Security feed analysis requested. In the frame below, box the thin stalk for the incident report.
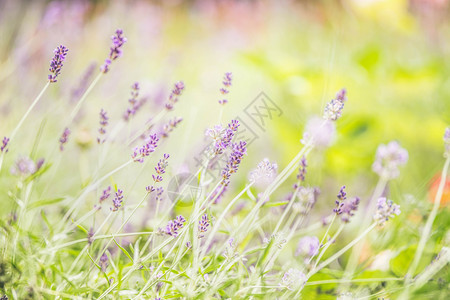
[69,72,102,122]
[0,81,50,172]
[406,156,450,281]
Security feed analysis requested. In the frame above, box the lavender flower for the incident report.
[280,268,307,290]
[87,227,94,245]
[292,186,319,214]
[165,215,186,237]
[221,140,247,186]
[296,156,307,184]
[101,29,127,73]
[295,236,320,257]
[323,88,347,121]
[248,158,278,187]
[165,81,185,110]
[444,127,450,158]
[161,117,183,138]
[111,189,124,212]
[206,120,240,155]
[155,154,169,176]
[340,197,360,223]
[59,127,70,151]
[198,214,210,238]
[301,116,336,148]
[99,253,108,272]
[335,88,347,102]
[97,109,108,144]
[1,137,9,153]
[99,186,111,203]
[124,82,145,121]
[48,45,68,83]
[333,186,346,215]
[10,156,37,176]
[219,72,232,105]
[132,134,159,163]
[373,197,401,225]
[155,187,164,201]
[372,141,408,180]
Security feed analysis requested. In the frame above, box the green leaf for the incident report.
[27,197,65,210]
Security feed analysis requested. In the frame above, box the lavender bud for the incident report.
[48,45,68,83]
[280,268,307,290]
[333,185,346,215]
[97,109,109,144]
[219,72,233,105]
[59,127,71,151]
[111,189,124,212]
[132,134,159,162]
[248,158,278,187]
[323,88,347,121]
[198,214,210,239]
[373,197,401,225]
[1,137,9,153]
[100,29,127,73]
[165,81,185,110]
[99,253,108,272]
[340,197,360,223]
[164,215,186,237]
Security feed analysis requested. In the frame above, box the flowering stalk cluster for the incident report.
[164,215,186,237]
[48,45,68,83]
[198,214,210,239]
[59,128,71,151]
[1,137,9,153]
[294,156,307,189]
[373,197,401,225]
[132,134,159,163]
[99,253,108,272]
[99,186,111,203]
[218,72,232,105]
[101,29,127,74]
[323,88,347,121]
[97,109,109,144]
[248,158,278,187]
[340,197,360,223]
[161,117,183,138]
[124,82,145,121]
[165,81,185,110]
[221,141,247,186]
[333,185,347,215]
[206,120,240,155]
[146,153,170,202]
[295,236,320,257]
[280,268,307,290]
[111,189,124,212]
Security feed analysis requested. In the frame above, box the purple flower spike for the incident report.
[296,156,307,183]
[373,197,401,225]
[340,197,360,223]
[165,81,185,110]
[206,120,240,156]
[221,140,247,187]
[99,186,111,203]
[333,185,346,215]
[132,133,159,162]
[323,88,347,121]
[48,45,68,83]
[1,137,9,153]
[219,72,233,105]
[124,82,146,121]
[198,214,210,239]
[164,215,186,237]
[97,109,109,144]
[161,117,183,138]
[101,29,127,73]
[99,253,108,272]
[59,127,71,151]
[111,189,124,212]
[155,154,170,176]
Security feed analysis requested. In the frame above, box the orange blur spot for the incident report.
[428,174,450,207]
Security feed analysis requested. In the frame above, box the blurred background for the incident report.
[1,0,449,202]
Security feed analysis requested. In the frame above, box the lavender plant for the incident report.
[0,13,449,300]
